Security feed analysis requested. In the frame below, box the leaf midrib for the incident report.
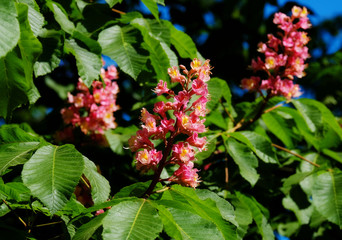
[126,199,146,240]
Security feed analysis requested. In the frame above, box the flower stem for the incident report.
[142,132,177,198]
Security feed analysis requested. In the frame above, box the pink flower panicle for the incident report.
[128,58,212,188]
[61,63,120,136]
[241,6,311,100]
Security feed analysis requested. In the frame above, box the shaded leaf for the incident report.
[235,192,274,240]
[83,156,111,205]
[72,212,108,240]
[34,29,63,77]
[262,111,295,148]
[225,137,259,186]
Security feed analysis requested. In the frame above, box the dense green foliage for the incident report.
[0,0,342,239]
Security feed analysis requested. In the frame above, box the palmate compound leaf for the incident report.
[312,170,342,227]
[22,144,84,214]
[102,198,163,240]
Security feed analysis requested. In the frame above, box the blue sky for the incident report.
[265,0,342,23]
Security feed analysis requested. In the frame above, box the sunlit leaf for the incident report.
[102,199,163,240]
[230,131,278,164]
[0,3,42,118]
[22,144,84,214]
[98,25,148,80]
[64,38,102,87]
[0,0,20,58]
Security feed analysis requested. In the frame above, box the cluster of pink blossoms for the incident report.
[61,64,119,135]
[128,58,212,188]
[241,6,311,99]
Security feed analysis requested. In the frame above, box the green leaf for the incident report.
[64,38,102,87]
[157,204,224,240]
[98,25,148,80]
[235,192,274,240]
[281,171,315,194]
[225,137,259,186]
[195,189,237,226]
[165,185,238,240]
[262,111,295,148]
[322,149,342,164]
[105,0,123,8]
[22,144,84,214]
[207,78,223,110]
[230,131,278,164]
[34,29,63,77]
[0,182,22,201]
[293,98,342,140]
[47,1,75,34]
[0,0,20,58]
[131,18,170,45]
[83,156,110,205]
[141,0,161,20]
[18,0,44,36]
[72,212,108,240]
[312,170,342,227]
[0,3,42,118]
[282,195,313,225]
[195,134,217,162]
[102,199,163,240]
[131,18,173,80]
[275,106,319,149]
[0,142,40,176]
[142,35,170,81]
[0,123,43,143]
[165,21,197,59]
[105,126,138,156]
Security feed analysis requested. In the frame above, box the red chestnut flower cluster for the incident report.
[128,58,212,188]
[61,64,119,135]
[241,6,311,100]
